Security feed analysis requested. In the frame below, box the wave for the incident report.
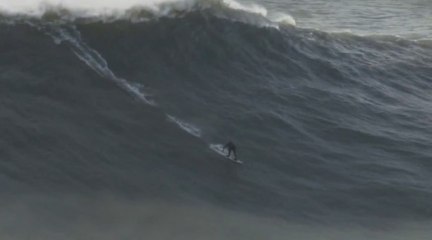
[0,4,432,226]
[0,0,296,28]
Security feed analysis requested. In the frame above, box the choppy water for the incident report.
[1,0,432,239]
[255,0,432,39]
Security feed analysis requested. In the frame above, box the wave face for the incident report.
[1,1,432,238]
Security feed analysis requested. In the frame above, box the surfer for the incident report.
[223,141,237,160]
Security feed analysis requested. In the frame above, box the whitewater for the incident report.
[1,0,432,239]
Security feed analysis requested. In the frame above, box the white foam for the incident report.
[0,0,246,18]
[222,0,267,17]
[167,115,201,137]
[0,0,296,28]
[0,0,168,15]
[0,0,190,23]
[268,12,296,26]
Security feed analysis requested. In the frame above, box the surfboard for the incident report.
[209,144,243,164]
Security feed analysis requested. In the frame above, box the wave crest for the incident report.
[0,0,296,27]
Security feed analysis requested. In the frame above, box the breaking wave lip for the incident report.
[0,0,296,27]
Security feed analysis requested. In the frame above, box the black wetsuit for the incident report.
[223,142,237,160]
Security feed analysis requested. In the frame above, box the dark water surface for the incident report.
[1,0,432,239]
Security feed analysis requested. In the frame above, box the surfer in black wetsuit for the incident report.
[223,141,237,160]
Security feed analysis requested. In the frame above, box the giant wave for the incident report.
[1,0,432,239]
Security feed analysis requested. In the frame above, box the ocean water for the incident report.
[1,0,432,239]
